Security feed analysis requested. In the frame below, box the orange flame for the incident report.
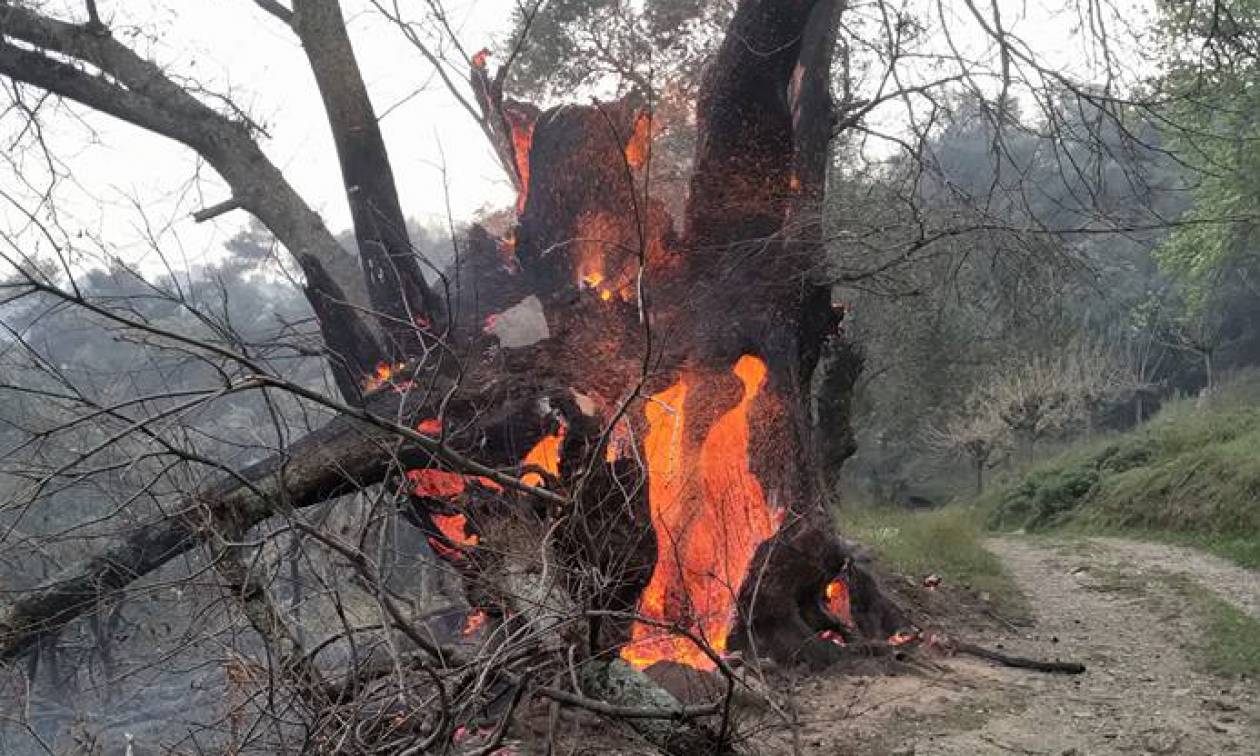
[624,111,652,170]
[507,107,535,213]
[623,355,778,670]
[521,430,563,486]
[824,577,855,628]
[417,418,443,435]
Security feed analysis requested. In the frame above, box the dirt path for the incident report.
[1085,537,1260,621]
[789,537,1260,755]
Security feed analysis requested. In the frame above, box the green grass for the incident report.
[1164,574,1260,678]
[845,506,1027,620]
[981,374,1260,568]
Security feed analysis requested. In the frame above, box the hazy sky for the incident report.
[0,0,1157,277]
[1,0,519,275]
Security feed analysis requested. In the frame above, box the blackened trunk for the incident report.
[293,0,443,355]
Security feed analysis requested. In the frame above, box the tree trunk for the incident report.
[291,0,443,356]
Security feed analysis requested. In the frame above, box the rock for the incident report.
[641,660,725,705]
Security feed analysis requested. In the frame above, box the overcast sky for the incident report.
[0,0,1157,278]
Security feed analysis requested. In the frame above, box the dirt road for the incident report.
[789,537,1260,755]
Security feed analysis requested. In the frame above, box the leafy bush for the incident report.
[989,462,1099,529]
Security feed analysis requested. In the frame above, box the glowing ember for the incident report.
[623,355,778,670]
[571,212,630,302]
[581,271,615,301]
[432,512,478,548]
[624,111,652,170]
[407,468,502,499]
[417,418,443,435]
[824,576,855,628]
[497,232,520,271]
[408,469,467,499]
[363,361,407,392]
[819,629,846,646]
[888,630,920,646]
[462,610,488,636]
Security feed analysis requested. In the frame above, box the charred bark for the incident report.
[727,519,909,667]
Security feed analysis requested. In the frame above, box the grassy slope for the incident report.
[983,375,1260,568]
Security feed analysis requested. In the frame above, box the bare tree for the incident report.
[926,411,1008,496]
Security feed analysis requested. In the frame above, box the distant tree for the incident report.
[926,411,1008,495]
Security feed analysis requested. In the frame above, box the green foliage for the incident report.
[989,461,1100,530]
[1153,1,1260,313]
[983,374,1260,566]
[503,0,726,100]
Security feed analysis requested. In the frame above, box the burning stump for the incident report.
[397,0,922,688]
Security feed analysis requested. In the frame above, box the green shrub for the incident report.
[989,463,1099,529]
[981,373,1260,566]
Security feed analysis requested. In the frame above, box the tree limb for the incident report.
[0,2,386,396]
[0,378,558,661]
[254,0,295,26]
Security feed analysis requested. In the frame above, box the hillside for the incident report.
[984,375,1260,567]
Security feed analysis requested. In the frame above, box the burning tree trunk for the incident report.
[0,0,914,746]
[429,0,911,670]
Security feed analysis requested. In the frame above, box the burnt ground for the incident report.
[546,536,1260,755]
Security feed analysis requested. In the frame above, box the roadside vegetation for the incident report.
[845,505,1029,622]
[1163,574,1260,679]
[982,373,1260,568]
